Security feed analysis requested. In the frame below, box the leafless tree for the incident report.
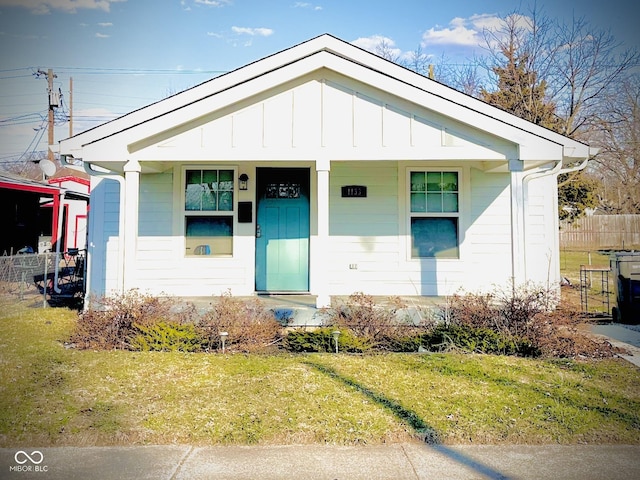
[590,76,640,213]
[547,17,640,139]
[434,53,486,97]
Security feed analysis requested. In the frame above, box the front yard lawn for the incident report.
[1,296,639,447]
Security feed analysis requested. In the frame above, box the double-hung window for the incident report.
[409,170,460,258]
[184,168,234,256]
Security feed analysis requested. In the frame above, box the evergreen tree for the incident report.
[480,42,561,132]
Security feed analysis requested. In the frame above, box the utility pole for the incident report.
[37,68,59,161]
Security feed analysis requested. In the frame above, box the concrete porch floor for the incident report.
[179,294,445,327]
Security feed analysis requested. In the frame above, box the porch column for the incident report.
[314,159,331,308]
[122,159,141,291]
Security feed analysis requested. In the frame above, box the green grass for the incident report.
[1,296,639,447]
[559,250,612,313]
[560,250,610,283]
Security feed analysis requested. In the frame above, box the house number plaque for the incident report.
[341,185,367,198]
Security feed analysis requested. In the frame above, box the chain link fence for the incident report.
[0,251,86,308]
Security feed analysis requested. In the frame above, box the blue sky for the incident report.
[0,0,638,162]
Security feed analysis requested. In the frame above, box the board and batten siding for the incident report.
[142,71,515,163]
[136,172,175,292]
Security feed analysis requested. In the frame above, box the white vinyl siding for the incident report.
[524,174,560,285]
[87,177,121,298]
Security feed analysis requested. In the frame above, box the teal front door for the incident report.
[255,168,310,292]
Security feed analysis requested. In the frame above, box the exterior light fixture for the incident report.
[238,173,249,190]
[220,331,229,353]
[332,330,341,354]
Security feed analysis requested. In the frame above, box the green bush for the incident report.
[380,333,430,352]
[424,324,538,356]
[129,322,203,352]
[285,328,373,353]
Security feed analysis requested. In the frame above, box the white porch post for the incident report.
[314,158,330,308]
[122,159,141,291]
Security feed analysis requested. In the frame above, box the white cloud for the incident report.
[422,20,482,47]
[231,26,274,37]
[421,13,533,49]
[0,0,127,15]
[352,35,403,58]
[194,0,232,6]
[97,22,113,27]
[206,31,222,38]
[293,2,322,10]
[95,32,109,38]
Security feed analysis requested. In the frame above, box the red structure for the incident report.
[0,172,88,255]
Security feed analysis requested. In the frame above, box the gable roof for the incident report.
[59,34,593,167]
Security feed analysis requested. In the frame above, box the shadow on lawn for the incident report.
[303,359,514,480]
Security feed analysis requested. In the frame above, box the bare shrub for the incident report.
[525,307,619,358]
[446,284,617,358]
[443,292,495,328]
[325,293,429,350]
[72,290,180,349]
[198,292,282,353]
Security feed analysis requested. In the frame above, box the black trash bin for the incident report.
[610,252,640,324]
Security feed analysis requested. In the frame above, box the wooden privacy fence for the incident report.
[560,215,640,250]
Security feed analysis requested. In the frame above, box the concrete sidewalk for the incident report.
[589,323,640,367]
[2,443,639,479]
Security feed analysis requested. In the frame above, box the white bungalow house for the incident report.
[57,34,593,308]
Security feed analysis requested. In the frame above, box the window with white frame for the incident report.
[184,168,234,256]
[409,170,459,258]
